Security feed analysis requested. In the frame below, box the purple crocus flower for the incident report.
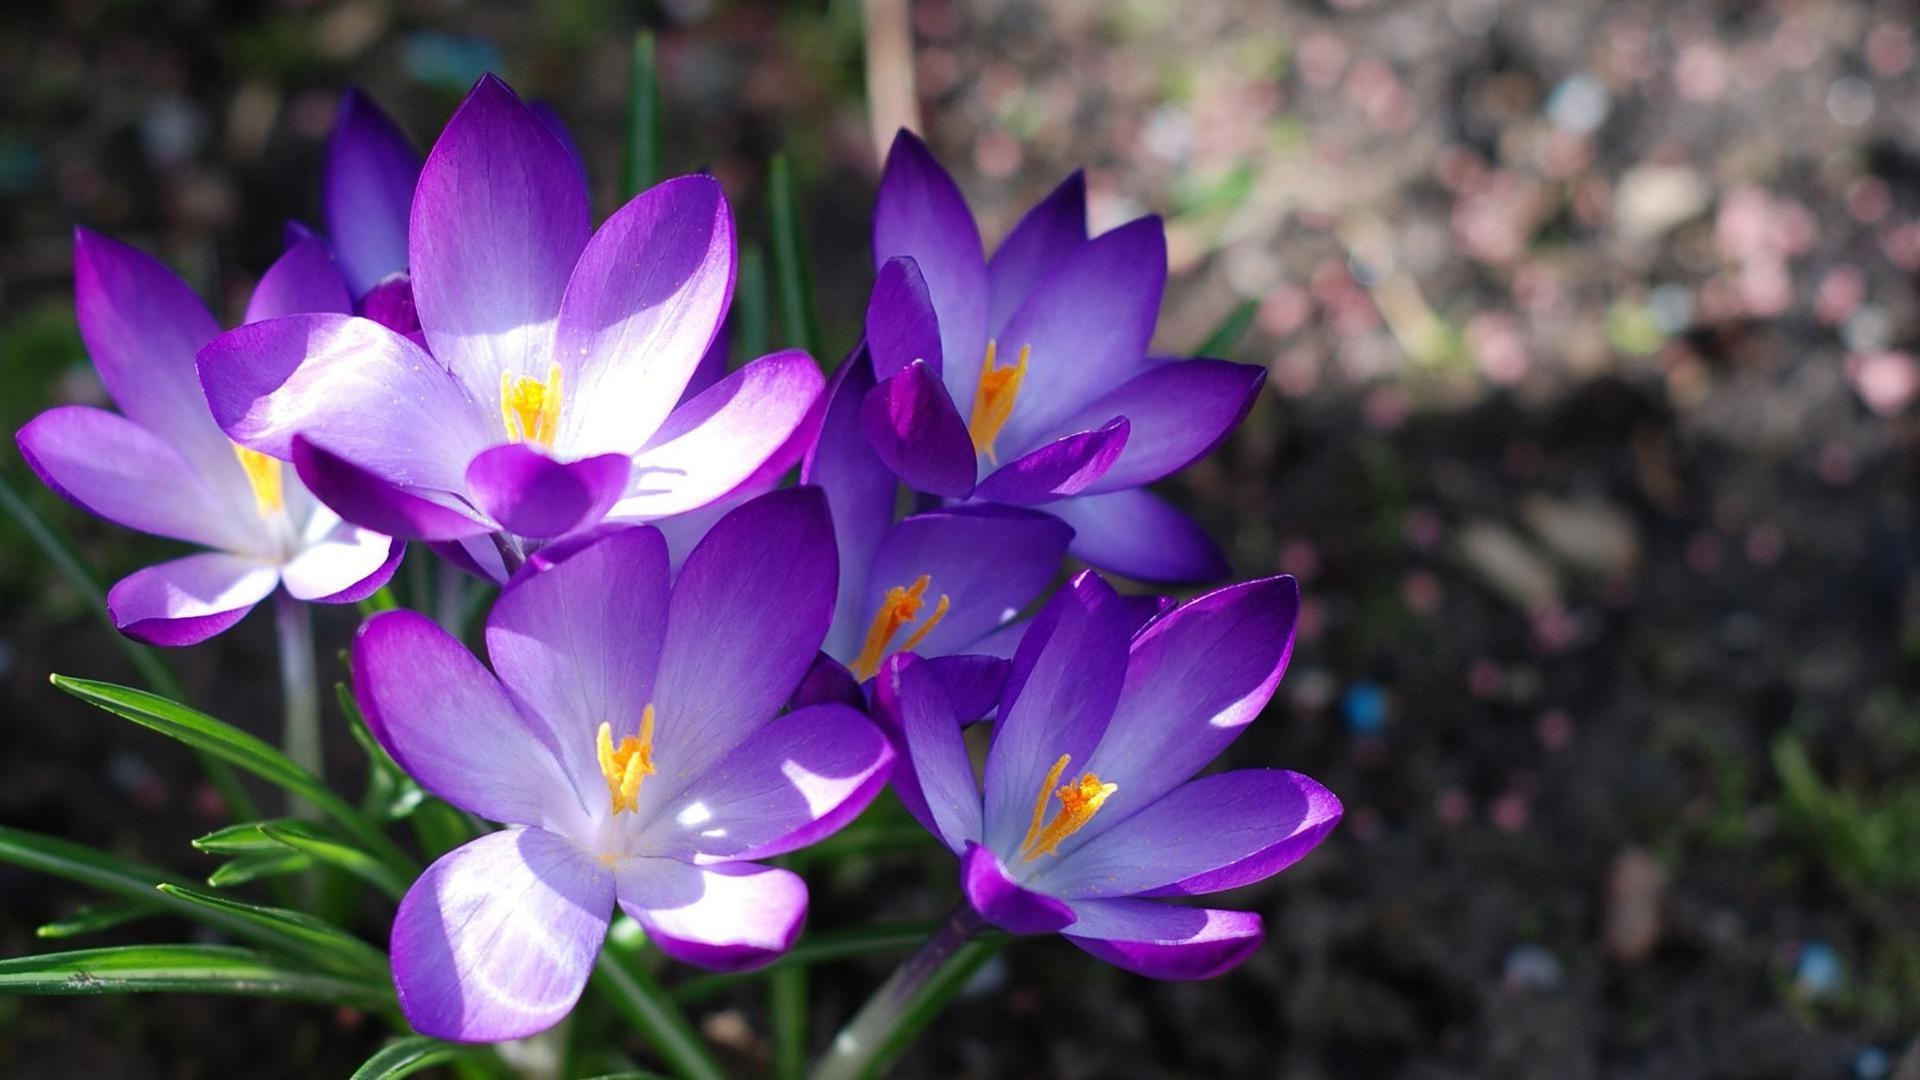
[862,131,1265,582]
[197,75,823,575]
[323,87,422,305]
[878,570,1340,978]
[15,230,401,646]
[354,488,894,1041]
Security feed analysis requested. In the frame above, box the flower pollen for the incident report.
[1019,753,1117,861]
[231,443,285,517]
[500,362,564,448]
[850,574,950,681]
[595,704,657,815]
[967,339,1029,464]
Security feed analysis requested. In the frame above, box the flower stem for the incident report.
[490,532,527,578]
[273,590,321,817]
[810,902,1001,1080]
[592,951,726,1080]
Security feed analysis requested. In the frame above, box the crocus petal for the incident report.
[874,130,988,407]
[485,526,669,794]
[613,351,824,521]
[987,170,1087,333]
[430,536,509,584]
[861,359,977,499]
[1045,488,1228,583]
[614,859,806,972]
[1030,769,1342,898]
[993,217,1166,453]
[324,88,421,297]
[879,654,982,854]
[410,74,590,407]
[465,444,628,540]
[279,524,402,602]
[642,703,893,862]
[1081,576,1300,821]
[867,256,943,380]
[244,236,353,324]
[291,437,492,542]
[980,571,1132,856]
[859,506,1073,658]
[528,101,585,178]
[17,406,260,553]
[920,654,1009,722]
[200,313,493,497]
[974,418,1130,506]
[792,652,865,711]
[360,274,422,336]
[805,357,896,661]
[681,325,730,405]
[961,842,1075,934]
[1041,360,1265,493]
[552,175,733,457]
[1061,899,1263,981]
[644,488,837,800]
[107,553,279,646]
[391,828,612,1042]
[354,610,579,826]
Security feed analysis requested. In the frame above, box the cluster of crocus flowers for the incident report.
[17,70,1340,1049]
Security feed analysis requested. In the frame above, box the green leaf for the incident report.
[261,821,411,900]
[194,819,306,855]
[154,883,388,976]
[36,900,160,940]
[673,923,935,1004]
[592,952,726,1080]
[1194,298,1258,358]
[0,945,391,1009]
[621,31,664,199]
[349,1036,472,1080]
[768,154,823,360]
[736,244,770,363]
[207,849,313,888]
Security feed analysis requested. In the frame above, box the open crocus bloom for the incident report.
[879,570,1340,979]
[861,131,1265,582]
[198,75,822,574]
[354,488,893,1041]
[15,230,400,646]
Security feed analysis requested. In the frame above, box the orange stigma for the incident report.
[231,444,285,517]
[501,362,564,448]
[849,574,951,681]
[967,339,1029,464]
[595,705,657,815]
[1018,754,1117,861]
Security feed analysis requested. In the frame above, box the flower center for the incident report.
[967,339,1029,464]
[1018,753,1116,862]
[849,574,951,681]
[595,704,657,815]
[501,362,564,449]
[231,443,285,518]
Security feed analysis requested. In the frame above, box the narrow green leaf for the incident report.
[768,155,823,360]
[852,936,1005,1078]
[262,822,411,900]
[207,849,313,888]
[0,945,390,1009]
[350,1036,480,1080]
[194,819,305,855]
[621,31,664,199]
[592,952,726,1080]
[737,244,770,362]
[155,883,387,975]
[672,923,934,1004]
[1193,298,1258,358]
[358,585,400,617]
[36,900,160,940]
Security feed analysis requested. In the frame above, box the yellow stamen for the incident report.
[848,575,951,681]
[595,705,657,815]
[966,339,1029,464]
[231,444,285,517]
[1018,753,1117,861]
[500,362,565,448]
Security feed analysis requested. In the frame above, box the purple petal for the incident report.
[792,652,865,711]
[1031,769,1341,898]
[613,859,806,972]
[1045,488,1228,583]
[857,506,1072,660]
[867,256,943,380]
[410,74,589,407]
[107,553,278,646]
[642,703,893,862]
[1081,577,1300,821]
[553,175,734,457]
[354,610,578,825]
[805,357,897,660]
[17,406,260,553]
[961,841,1074,934]
[920,653,1009,721]
[993,217,1166,453]
[874,131,988,407]
[973,418,1130,506]
[528,101,585,178]
[361,273,421,336]
[485,526,669,800]
[324,88,421,298]
[291,437,491,542]
[391,828,611,1041]
[614,350,824,520]
[1061,899,1263,980]
[1041,360,1265,493]
[465,444,628,540]
[681,323,730,405]
[980,571,1132,856]
[987,171,1087,333]
[878,653,982,853]
[245,236,353,324]
[280,525,402,603]
[861,359,977,499]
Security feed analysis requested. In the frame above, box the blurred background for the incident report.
[4,0,1919,1076]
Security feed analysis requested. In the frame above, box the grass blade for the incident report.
[350,1035,477,1080]
[621,31,664,200]
[0,944,390,1009]
[155,883,387,976]
[768,154,823,360]
[35,900,160,940]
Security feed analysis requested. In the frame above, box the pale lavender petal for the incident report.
[354,610,579,825]
[641,703,893,862]
[106,553,278,646]
[280,523,402,602]
[613,858,806,972]
[361,273,421,336]
[17,406,260,553]
[681,324,730,405]
[857,506,1072,659]
[244,235,353,324]
[465,444,628,540]
[961,842,1074,934]
[986,170,1086,333]
[980,571,1131,856]
[391,828,611,1042]
[1040,360,1264,493]
[1045,488,1228,583]
[874,131,988,409]
[553,175,733,457]
[430,535,509,584]
[614,350,823,521]
[861,359,976,499]
[805,357,895,660]
[973,418,1129,506]
[324,88,420,297]
[867,256,943,380]
[879,653,982,853]
[1061,899,1263,980]
[410,75,589,407]
[290,436,492,542]
[1081,576,1299,821]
